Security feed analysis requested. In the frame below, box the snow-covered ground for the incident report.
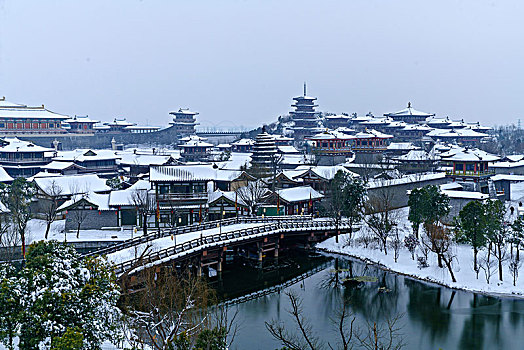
[317,206,524,298]
[107,222,266,265]
[25,219,136,244]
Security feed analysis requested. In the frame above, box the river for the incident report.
[211,251,524,350]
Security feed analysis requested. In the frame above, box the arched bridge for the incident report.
[87,216,353,277]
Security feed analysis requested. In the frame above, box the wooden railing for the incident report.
[84,215,314,258]
[112,218,350,275]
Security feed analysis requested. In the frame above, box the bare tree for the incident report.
[120,268,234,350]
[67,193,90,240]
[364,186,399,255]
[130,188,154,235]
[41,180,63,239]
[509,256,522,287]
[235,180,268,216]
[479,252,497,284]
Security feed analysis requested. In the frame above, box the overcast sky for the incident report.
[1,0,523,129]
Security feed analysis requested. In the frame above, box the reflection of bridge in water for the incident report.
[221,261,331,307]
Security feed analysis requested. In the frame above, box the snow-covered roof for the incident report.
[275,186,323,203]
[109,180,151,206]
[277,145,300,154]
[150,165,243,182]
[53,149,120,162]
[42,161,85,171]
[387,142,420,151]
[294,165,358,180]
[307,130,354,140]
[0,166,13,183]
[491,174,524,182]
[397,150,440,161]
[65,115,99,124]
[118,153,173,166]
[208,190,248,207]
[58,192,111,211]
[34,174,111,196]
[354,129,393,139]
[444,148,499,162]
[440,182,463,191]
[324,114,351,120]
[179,135,207,142]
[180,139,214,148]
[0,138,53,153]
[105,118,135,127]
[0,105,69,120]
[0,97,25,108]
[169,108,199,116]
[490,160,524,168]
[442,190,489,200]
[231,138,255,146]
[368,173,446,189]
[426,128,488,138]
[384,103,435,118]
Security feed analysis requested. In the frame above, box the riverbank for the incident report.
[317,207,524,299]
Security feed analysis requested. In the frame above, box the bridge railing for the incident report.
[85,215,315,258]
[113,219,351,275]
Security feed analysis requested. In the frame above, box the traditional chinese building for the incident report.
[0,97,69,135]
[169,108,199,137]
[179,136,214,162]
[0,138,53,178]
[443,148,499,194]
[351,129,393,163]
[250,128,278,177]
[384,102,435,123]
[104,118,136,133]
[290,84,321,140]
[64,115,98,134]
[306,129,353,165]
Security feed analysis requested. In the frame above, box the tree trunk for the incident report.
[45,222,51,240]
[437,253,443,268]
[498,244,503,281]
[383,239,387,255]
[443,256,457,282]
[473,245,478,273]
[518,243,521,261]
[143,213,148,235]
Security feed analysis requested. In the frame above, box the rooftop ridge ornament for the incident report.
[407,102,411,108]
[304,82,307,96]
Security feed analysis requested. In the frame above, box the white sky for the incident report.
[1,0,523,129]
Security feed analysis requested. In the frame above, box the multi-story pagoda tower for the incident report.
[290,83,320,140]
[250,126,278,178]
[169,108,199,137]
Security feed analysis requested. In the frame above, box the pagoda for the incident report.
[290,83,320,140]
[169,108,199,137]
[250,126,278,177]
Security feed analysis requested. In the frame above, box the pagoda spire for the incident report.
[304,82,307,96]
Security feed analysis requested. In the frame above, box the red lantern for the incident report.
[98,210,101,215]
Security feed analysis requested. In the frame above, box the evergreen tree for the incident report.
[456,200,487,273]
[0,241,121,350]
[511,216,524,261]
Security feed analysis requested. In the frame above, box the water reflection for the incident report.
[212,252,524,350]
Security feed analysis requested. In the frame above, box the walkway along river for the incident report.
[211,251,524,350]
